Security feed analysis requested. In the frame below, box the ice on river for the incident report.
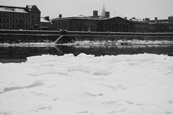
[0,53,173,115]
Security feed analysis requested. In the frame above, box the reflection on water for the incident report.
[0,45,173,63]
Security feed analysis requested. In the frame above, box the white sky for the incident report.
[1,0,173,20]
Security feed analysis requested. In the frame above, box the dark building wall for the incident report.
[98,17,134,32]
[148,16,173,32]
[40,22,52,30]
[52,17,135,32]
[149,23,173,32]
[0,11,30,29]
[52,19,70,30]
[52,18,98,31]
[132,21,149,32]
[52,16,173,32]
[0,5,41,30]
[40,16,52,30]
[28,6,41,29]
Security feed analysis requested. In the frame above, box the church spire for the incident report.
[101,5,106,18]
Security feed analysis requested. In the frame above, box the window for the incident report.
[1,12,4,17]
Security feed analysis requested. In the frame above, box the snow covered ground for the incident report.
[0,53,173,115]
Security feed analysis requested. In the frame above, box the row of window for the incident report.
[0,18,40,24]
[0,18,9,23]
[0,24,29,29]
[32,14,39,18]
[0,12,27,18]
[0,12,40,19]
[0,18,25,23]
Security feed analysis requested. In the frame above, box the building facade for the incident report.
[98,17,134,32]
[132,21,149,32]
[52,11,149,32]
[52,16,149,32]
[148,16,173,32]
[0,5,41,30]
[40,16,52,30]
[52,17,98,31]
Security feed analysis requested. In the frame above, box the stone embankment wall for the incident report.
[0,29,60,43]
[1,29,173,45]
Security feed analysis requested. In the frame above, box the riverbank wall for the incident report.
[0,29,60,43]
[1,29,173,44]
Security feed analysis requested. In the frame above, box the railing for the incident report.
[1,29,173,36]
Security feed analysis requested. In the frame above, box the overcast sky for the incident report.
[1,0,173,20]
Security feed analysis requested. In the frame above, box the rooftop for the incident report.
[0,5,40,13]
[0,5,28,13]
[41,17,51,22]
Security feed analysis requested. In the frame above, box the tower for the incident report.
[101,5,106,18]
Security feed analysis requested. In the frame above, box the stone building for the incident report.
[51,10,150,32]
[52,11,136,32]
[40,16,52,30]
[52,15,99,31]
[148,16,173,32]
[132,21,149,32]
[0,5,41,30]
[98,17,134,32]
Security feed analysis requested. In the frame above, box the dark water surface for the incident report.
[0,45,173,63]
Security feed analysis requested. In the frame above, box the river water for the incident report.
[0,45,173,63]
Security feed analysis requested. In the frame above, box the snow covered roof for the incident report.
[149,19,169,24]
[0,6,28,13]
[41,17,51,23]
[26,5,33,9]
[52,16,103,21]
[52,16,116,22]
[0,5,40,13]
[26,5,40,12]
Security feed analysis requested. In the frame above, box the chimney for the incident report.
[155,17,158,22]
[59,14,62,18]
[105,11,110,18]
[145,18,150,22]
[93,10,98,17]
[168,16,173,23]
